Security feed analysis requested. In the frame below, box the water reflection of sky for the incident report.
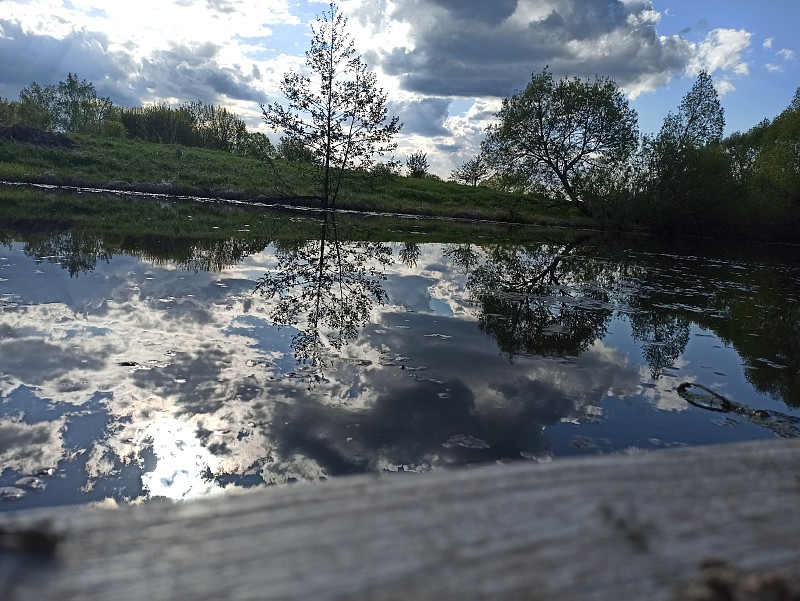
[0,237,795,511]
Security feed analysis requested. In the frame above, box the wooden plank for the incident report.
[2,439,800,600]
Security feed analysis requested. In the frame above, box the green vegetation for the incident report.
[482,68,639,216]
[405,151,430,179]
[0,184,589,277]
[478,67,800,242]
[0,135,582,227]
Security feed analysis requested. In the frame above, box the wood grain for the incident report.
[2,439,800,600]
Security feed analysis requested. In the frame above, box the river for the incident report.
[1,196,799,510]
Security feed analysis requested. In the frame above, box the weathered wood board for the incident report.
[2,439,800,600]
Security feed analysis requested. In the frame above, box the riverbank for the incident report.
[0,131,594,229]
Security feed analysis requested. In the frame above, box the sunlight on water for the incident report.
[139,417,222,501]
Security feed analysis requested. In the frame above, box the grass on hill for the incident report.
[0,133,594,228]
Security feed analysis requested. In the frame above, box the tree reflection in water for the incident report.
[463,238,617,360]
[254,212,393,381]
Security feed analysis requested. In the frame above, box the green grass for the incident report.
[0,134,595,228]
[0,186,588,248]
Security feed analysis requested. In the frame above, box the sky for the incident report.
[1,0,798,176]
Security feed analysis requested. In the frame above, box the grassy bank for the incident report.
[0,133,593,228]
[0,186,589,246]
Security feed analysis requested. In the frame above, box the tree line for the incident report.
[0,72,277,159]
[470,68,800,239]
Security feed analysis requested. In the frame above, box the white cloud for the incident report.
[714,79,736,96]
[688,28,751,77]
[763,37,774,49]
[778,48,796,60]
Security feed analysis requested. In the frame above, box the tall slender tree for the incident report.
[640,70,729,219]
[262,2,402,209]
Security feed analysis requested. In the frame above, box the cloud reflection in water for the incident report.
[1,223,794,511]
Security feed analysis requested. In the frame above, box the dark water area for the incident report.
[1,202,800,511]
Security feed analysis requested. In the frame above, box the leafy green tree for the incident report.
[120,104,197,145]
[750,89,800,206]
[55,73,106,132]
[639,71,735,232]
[278,136,316,162]
[239,132,277,160]
[482,68,638,214]
[451,155,489,186]
[262,1,402,209]
[17,81,56,130]
[182,100,248,151]
[405,151,429,178]
[642,70,724,191]
[0,97,18,125]
[16,74,114,134]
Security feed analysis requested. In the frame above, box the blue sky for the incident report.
[1,0,797,176]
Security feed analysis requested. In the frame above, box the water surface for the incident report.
[1,202,799,510]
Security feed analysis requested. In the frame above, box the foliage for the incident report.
[277,136,316,162]
[16,81,58,131]
[718,90,800,238]
[119,101,249,151]
[450,155,489,186]
[0,134,571,226]
[0,97,19,125]
[482,68,639,215]
[261,1,402,208]
[238,132,278,161]
[749,91,800,205]
[119,103,194,144]
[636,71,738,234]
[55,73,114,134]
[14,73,113,134]
[405,151,429,178]
[182,100,248,152]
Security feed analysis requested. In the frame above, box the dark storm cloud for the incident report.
[388,97,451,136]
[435,143,460,153]
[379,0,692,98]
[0,19,135,102]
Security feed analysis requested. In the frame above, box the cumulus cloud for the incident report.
[368,0,697,99]
[688,28,751,76]
[0,0,296,107]
[0,19,135,102]
[0,0,777,172]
